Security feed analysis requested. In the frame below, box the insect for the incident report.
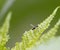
[30,24,45,38]
[30,24,38,30]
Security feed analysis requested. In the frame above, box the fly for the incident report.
[30,24,38,30]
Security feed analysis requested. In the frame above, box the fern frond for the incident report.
[0,12,12,49]
[21,6,60,49]
[39,19,60,44]
[0,46,7,50]
[11,6,60,50]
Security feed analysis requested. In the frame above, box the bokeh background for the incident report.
[0,0,60,48]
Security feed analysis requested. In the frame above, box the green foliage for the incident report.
[0,6,60,50]
[0,12,12,50]
[11,6,60,50]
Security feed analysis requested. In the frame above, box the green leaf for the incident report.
[11,6,60,50]
[39,19,60,44]
[0,12,12,48]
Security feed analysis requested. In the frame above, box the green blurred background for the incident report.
[0,0,60,48]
